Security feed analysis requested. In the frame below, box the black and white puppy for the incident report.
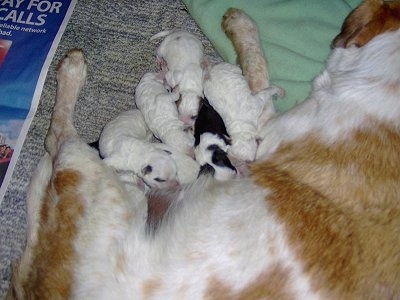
[194,98,237,180]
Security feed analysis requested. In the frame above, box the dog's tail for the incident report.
[150,30,174,41]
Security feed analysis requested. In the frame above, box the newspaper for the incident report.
[0,0,77,204]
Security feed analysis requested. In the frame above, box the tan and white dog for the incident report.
[8,1,400,299]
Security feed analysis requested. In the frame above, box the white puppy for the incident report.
[135,71,195,156]
[98,109,179,189]
[151,30,205,127]
[153,142,200,185]
[203,62,283,162]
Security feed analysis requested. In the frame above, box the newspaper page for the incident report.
[0,0,77,204]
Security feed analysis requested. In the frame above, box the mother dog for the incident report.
[8,0,400,299]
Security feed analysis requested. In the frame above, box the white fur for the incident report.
[203,62,282,162]
[135,72,195,156]
[152,30,205,126]
[99,108,200,188]
[11,29,400,300]
[99,109,179,189]
[152,142,200,185]
[257,29,400,160]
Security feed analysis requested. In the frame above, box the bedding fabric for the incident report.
[183,0,360,112]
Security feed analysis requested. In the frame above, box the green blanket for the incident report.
[183,0,361,112]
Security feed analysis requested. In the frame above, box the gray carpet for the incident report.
[0,0,222,297]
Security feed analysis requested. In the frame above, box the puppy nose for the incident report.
[168,179,180,188]
[180,115,195,127]
[186,147,195,159]
[198,164,215,177]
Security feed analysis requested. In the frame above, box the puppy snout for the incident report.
[179,114,196,127]
[168,179,180,188]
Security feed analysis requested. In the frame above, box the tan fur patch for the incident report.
[22,169,84,299]
[142,278,163,298]
[251,124,400,298]
[114,251,127,274]
[205,264,293,300]
[222,8,269,93]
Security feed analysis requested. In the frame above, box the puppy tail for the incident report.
[150,30,173,41]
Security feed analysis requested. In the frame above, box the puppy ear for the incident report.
[173,70,183,86]
[213,148,229,163]
[206,144,221,152]
[155,90,180,103]
[142,165,153,176]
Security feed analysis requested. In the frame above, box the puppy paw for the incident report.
[258,85,285,101]
[271,85,285,98]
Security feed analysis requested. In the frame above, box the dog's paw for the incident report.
[222,8,243,31]
[56,49,87,85]
[222,8,256,36]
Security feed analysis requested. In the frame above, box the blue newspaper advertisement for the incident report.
[0,0,76,202]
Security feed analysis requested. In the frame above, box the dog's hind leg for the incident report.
[45,49,87,158]
[7,50,88,299]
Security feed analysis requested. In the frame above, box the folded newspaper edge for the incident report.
[0,0,78,205]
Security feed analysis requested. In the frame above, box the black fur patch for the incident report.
[194,98,230,146]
